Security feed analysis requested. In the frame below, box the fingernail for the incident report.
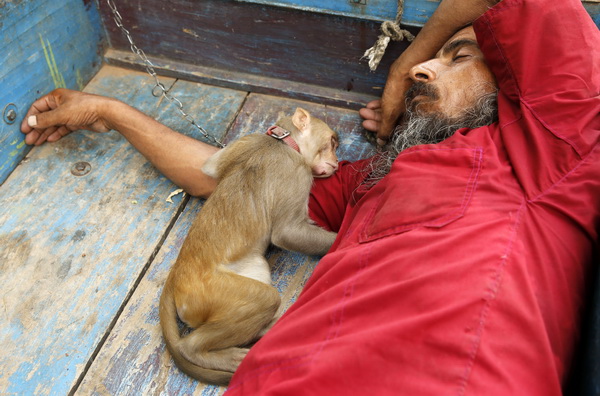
[376,138,386,146]
[28,115,37,127]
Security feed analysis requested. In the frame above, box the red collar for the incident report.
[266,126,300,153]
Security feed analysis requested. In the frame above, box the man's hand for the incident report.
[359,0,502,145]
[359,60,414,145]
[21,88,115,146]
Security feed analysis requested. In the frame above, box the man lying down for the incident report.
[20,0,600,394]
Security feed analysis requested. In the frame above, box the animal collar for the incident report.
[266,125,301,153]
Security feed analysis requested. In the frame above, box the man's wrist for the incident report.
[97,96,126,132]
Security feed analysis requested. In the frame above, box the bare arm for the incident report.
[21,88,218,197]
[362,0,501,142]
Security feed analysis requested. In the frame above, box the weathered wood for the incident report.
[0,65,246,395]
[583,0,600,25]
[75,91,375,394]
[0,0,105,185]
[240,0,600,28]
[96,0,413,99]
[238,0,441,25]
[105,48,380,111]
[97,0,599,110]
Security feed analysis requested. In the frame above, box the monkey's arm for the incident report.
[21,88,219,198]
[272,221,337,256]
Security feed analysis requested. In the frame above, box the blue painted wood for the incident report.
[98,0,411,100]
[237,0,435,24]
[239,0,600,27]
[583,1,600,26]
[0,0,106,185]
[0,66,247,395]
[75,91,375,394]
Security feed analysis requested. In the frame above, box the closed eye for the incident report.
[452,54,470,62]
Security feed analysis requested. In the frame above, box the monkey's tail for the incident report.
[158,282,233,386]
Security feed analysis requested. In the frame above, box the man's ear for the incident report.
[292,108,311,131]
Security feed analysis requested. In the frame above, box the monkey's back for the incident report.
[174,133,314,276]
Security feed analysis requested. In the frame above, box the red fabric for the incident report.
[225,0,600,394]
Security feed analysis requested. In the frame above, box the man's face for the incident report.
[406,26,497,119]
[365,27,500,185]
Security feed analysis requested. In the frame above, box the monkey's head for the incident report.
[286,108,339,178]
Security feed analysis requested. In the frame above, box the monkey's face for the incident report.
[308,131,339,178]
[289,107,339,178]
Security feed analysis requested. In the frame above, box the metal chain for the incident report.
[106,0,225,148]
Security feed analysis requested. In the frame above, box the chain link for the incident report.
[106,0,225,148]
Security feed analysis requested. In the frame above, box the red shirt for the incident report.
[226,0,600,394]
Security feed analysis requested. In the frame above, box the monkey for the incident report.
[159,108,339,385]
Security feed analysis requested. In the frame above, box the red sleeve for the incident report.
[308,159,372,232]
[473,0,600,196]
[475,0,599,156]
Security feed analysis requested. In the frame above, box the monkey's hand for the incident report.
[21,88,115,146]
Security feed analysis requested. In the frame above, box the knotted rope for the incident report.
[362,0,414,71]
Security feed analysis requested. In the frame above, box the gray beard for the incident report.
[365,90,498,185]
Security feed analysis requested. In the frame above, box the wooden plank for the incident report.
[0,0,106,185]
[76,93,375,394]
[237,0,401,22]
[97,0,412,99]
[239,0,600,27]
[237,0,440,25]
[97,0,599,108]
[583,0,600,26]
[0,65,246,395]
[105,48,380,111]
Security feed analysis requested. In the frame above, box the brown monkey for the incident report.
[159,108,339,385]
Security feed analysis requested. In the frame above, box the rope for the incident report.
[362,0,414,71]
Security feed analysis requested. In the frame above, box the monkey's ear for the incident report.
[292,108,311,131]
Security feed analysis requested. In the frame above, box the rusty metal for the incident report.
[71,161,92,176]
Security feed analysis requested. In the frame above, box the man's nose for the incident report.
[409,59,439,83]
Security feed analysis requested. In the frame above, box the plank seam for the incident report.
[104,49,379,110]
[222,92,251,144]
[68,193,192,396]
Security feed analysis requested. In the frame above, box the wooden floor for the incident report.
[0,65,374,395]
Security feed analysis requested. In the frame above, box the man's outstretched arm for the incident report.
[21,88,219,198]
[361,0,501,142]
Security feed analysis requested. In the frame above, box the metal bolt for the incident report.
[3,103,18,125]
[71,161,92,176]
[6,109,16,122]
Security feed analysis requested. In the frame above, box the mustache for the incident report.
[405,82,440,105]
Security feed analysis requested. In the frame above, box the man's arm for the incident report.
[21,88,219,198]
[361,0,501,142]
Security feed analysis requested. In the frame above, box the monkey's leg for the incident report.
[272,220,337,256]
[178,270,280,372]
[224,252,272,285]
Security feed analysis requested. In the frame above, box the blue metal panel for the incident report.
[0,0,106,186]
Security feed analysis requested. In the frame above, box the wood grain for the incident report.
[97,0,412,99]
[0,66,246,395]
[0,0,105,185]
